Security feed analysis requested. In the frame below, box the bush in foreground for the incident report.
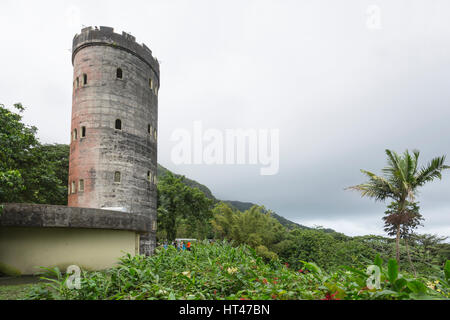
[26,241,450,300]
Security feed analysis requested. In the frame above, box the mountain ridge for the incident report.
[157,164,334,232]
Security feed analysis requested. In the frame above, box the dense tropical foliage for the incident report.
[26,241,450,300]
[0,103,68,205]
[157,172,214,241]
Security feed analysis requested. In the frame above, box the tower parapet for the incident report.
[72,26,160,82]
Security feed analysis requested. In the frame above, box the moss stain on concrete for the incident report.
[0,262,22,277]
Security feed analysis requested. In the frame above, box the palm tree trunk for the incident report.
[395,198,406,264]
[396,225,401,263]
[405,238,417,277]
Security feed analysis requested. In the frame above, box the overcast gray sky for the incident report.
[1,0,449,238]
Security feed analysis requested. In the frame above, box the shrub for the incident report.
[26,241,449,300]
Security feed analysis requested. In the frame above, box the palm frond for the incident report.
[346,170,395,201]
[347,149,449,206]
[416,155,450,186]
[412,149,420,176]
[382,149,405,182]
[404,150,416,182]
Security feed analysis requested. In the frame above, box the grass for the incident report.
[0,275,42,300]
[0,283,38,300]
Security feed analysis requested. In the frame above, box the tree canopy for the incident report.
[0,103,68,205]
[157,171,213,241]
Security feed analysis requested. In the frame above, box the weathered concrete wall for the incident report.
[0,226,138,275]
[67,26,158,254]
[0,203,152,233]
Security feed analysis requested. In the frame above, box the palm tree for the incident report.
[347,149,449,262]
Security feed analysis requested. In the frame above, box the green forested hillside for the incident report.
[157,164,314,231]
[224,200,310,230]
[157,164,216,201]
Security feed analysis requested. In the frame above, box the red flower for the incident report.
[262,278,268,284]
[298,269,304,273]
[272,280,278,284]
[321,291,340,300]
[240,297,249,300]
[271,294,277,299]
[213,290,217,295]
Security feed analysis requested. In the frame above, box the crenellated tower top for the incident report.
[72,26,160,81]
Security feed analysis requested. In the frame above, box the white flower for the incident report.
[227,267,238,274]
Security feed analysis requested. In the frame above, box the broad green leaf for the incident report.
[299,261,322,274]
[407,280,427,294]
[409,293,436,300]
[444,260,450,282]
[393,278,407,291]
[373,289,398,298]
[341,265,366,278]
[374,254,383,271]
[168,292,176,300]
[387,259,398,283]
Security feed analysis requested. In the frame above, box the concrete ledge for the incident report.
[0,203,151,234]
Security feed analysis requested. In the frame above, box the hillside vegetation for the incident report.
[26,241,450,300]
[157,164,315,230]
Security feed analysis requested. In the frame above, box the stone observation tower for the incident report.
[68,26,159,255]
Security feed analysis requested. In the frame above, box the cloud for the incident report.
[295,203,450,240]
[1,0,449,238]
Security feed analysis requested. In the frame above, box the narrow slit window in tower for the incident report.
[115,119,122,130]
[76,77,79,88]
[79,179,84,192]
[71,181,76,194]
[81,126,86,138]
[114,171,121,183]
[83,73,87,85]
[73,129,77,141]
[117,68,123,79]
[149,78,153,89]
[147,171,152,182]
